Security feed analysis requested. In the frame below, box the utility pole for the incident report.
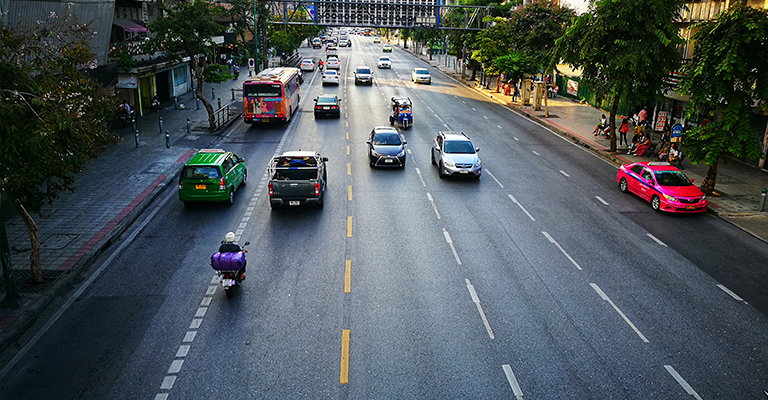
[253,0,259,74]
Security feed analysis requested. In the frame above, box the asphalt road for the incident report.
[1,34,768,399]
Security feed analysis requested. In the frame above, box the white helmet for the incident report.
[225,232,235,243]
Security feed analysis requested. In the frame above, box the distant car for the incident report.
[411,68,431,84]
[367,126,407,168]
[382,44,392,52]
[326,46,338,57]
[314,94,342,118]
[178,149,247,206]
[322,70,340,85]
[377,56,391,69]
[312,38,322,48]
[354,66,373,85]
[616,161,707,213]
[300,59,315,72]
[326,57,340,70]
[431,131,482,179]
[373,37,381,43]
[339,39,349,47]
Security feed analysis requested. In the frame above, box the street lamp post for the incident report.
[253,0,259,75]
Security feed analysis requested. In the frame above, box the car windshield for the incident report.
[373,133,401,145]
[415,70,429,75]
[654,170,692,186]
[182,166,221,179]
[444,140,475,154]
[243,83,281,97]
[324,71,336,76]
[379,57,389,62]
[398,105,411,113]
[357,68,371,74]
[317,97,336,105]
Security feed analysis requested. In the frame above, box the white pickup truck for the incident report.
[267,151,328,210]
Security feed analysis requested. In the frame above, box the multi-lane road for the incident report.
[2,34,768,399]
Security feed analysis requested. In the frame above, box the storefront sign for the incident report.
[116,74,138,89]
[655,111,668,132]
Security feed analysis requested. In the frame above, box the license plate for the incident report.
[261,118,270,122]
[195,184,206,190]
[385,159,393,163]
[222,279,235,287]
[686,206,695,210]
[323,106,330,110]
[460,170,469,174]
[289,200,300,206]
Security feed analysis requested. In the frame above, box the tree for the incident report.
[553,0,685,152]
[677,4,768,195]
[146,0,232,131]
[0,11,118,283]
[506,1,574,68]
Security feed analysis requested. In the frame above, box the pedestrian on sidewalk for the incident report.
[618,118,629,148]
[513,82,520,102]
[593,114,607,136]
[638,107,648,128]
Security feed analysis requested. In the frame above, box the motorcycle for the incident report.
[115,107,135,128]
[210,241,250,298]
[151,98,163,112]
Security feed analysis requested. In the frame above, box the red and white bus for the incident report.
[243,67,300,124]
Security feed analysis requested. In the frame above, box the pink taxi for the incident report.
[616,161,707,213]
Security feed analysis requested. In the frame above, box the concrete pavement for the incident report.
[410,49,768,244]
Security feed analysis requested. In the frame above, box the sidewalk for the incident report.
[412,49,768,243]
[0,74,246,350]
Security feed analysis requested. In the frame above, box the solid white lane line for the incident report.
[532,150,541,156]
[647,233,668,247]
[596,196,609,205]
[502,365,524,399]
[508,194,536,221]
[717,284,745,302]
[426,192,441,219]
[443,228,462,265]
[485,169,504,188]
[542,231,583,270]
[415,167,427,187]
[465,279,495,339]
[590,283,649,343]
[664,365,703,400]
[559,170,570,177]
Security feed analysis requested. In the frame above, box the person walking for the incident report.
[618,118,629,148]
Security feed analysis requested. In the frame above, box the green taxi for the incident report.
[178,149,247,206]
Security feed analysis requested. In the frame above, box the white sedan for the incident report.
[326,57,341,70]
[322,70,340,85]
[300,59,315,72]
[377,56,391,69]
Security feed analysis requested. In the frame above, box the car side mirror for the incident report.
[475,148,480,152]
[690,179,694,183]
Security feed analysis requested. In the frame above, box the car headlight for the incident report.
[701,195,707,201]
[370,149,380,157]
[397,149,405,157]
[443,158,455,168]
[474,159,482,167]
[663,194,678,202]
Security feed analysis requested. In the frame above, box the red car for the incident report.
[616,161,707,213]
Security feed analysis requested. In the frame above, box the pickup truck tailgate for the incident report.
[272,181,315,197]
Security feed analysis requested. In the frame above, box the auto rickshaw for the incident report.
[389,96,413,129]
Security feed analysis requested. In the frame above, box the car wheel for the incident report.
[270,202,280,210]
[438,162,445,179]
[316,197,324,209]
[226,189,234,206]
[241,171,247,186]
[619,177,628,193]
[431,151,437,165]
[651,195,661,211]
[183,201,191,207]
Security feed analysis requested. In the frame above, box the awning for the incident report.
[113,18,147,33]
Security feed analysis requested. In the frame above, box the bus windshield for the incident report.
[244,83,282,98]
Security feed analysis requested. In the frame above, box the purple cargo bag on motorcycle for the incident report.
[210,252,245,271]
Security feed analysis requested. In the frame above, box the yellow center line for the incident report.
[345,121,349,128]
[345,112,348,118]
[347,163,351,175]
[346,132,349,140]
[344,260,351,293]
[346,216,353,237]
[347,185,352,201]
[340,329,350,384]
[346,145,350,155]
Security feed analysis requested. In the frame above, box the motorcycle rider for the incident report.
[218,232,246,279]
[151,96,162,111]
[318,58,324,71]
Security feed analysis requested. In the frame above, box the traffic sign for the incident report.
[248,58,255,72]
[671,123,683,138]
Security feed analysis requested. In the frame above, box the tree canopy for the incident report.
[0,10,118,282]
[677,4,768,194]
[553,0,685,151]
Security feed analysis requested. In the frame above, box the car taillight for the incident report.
[316,105,322,109]
[268,182,273,196]
[331,105,338,109]
[219,178,225,190]
[314,182,320,196]
[178,178,183,190]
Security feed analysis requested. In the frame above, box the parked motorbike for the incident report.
[210,241,250,298]
[151,97,163,112]
[115,107,135,128]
